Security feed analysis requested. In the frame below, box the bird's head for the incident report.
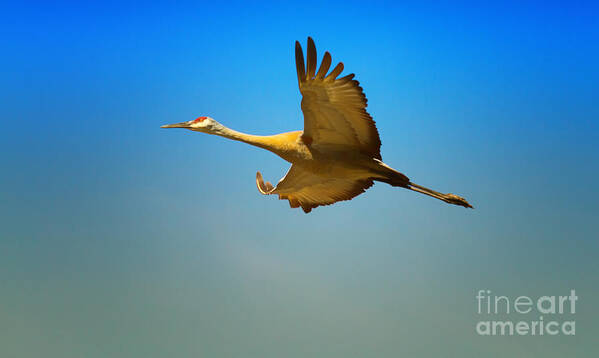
[160,116,221,133]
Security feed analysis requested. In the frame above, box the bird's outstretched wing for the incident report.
[296,37,382,160]
[256,167,373,213]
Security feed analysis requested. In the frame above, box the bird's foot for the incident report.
[445,193,473,208]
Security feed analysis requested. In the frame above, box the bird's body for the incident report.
[162,38,472,213]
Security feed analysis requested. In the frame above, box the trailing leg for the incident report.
[372,159,473,208]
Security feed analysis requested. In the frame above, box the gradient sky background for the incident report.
[2,1,598,357]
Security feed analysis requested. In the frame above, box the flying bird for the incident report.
[162,37,472,213]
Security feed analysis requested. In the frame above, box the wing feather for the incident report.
[294,41,306,85]
[306,37,317,79]
[326,62,344,81]
[256,167,373,213]
[296,37,382,159]
[316,51,331,79]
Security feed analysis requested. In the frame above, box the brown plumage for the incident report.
[162,37,472,213]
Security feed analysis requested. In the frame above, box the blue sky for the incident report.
[1,1,598,357]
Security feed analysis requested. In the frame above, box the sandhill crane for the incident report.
[162,37,472,213]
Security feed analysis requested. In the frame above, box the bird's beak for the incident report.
[160,121,190,129]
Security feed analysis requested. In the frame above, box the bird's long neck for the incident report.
[208,124,280,153]
[201,123,303,163]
